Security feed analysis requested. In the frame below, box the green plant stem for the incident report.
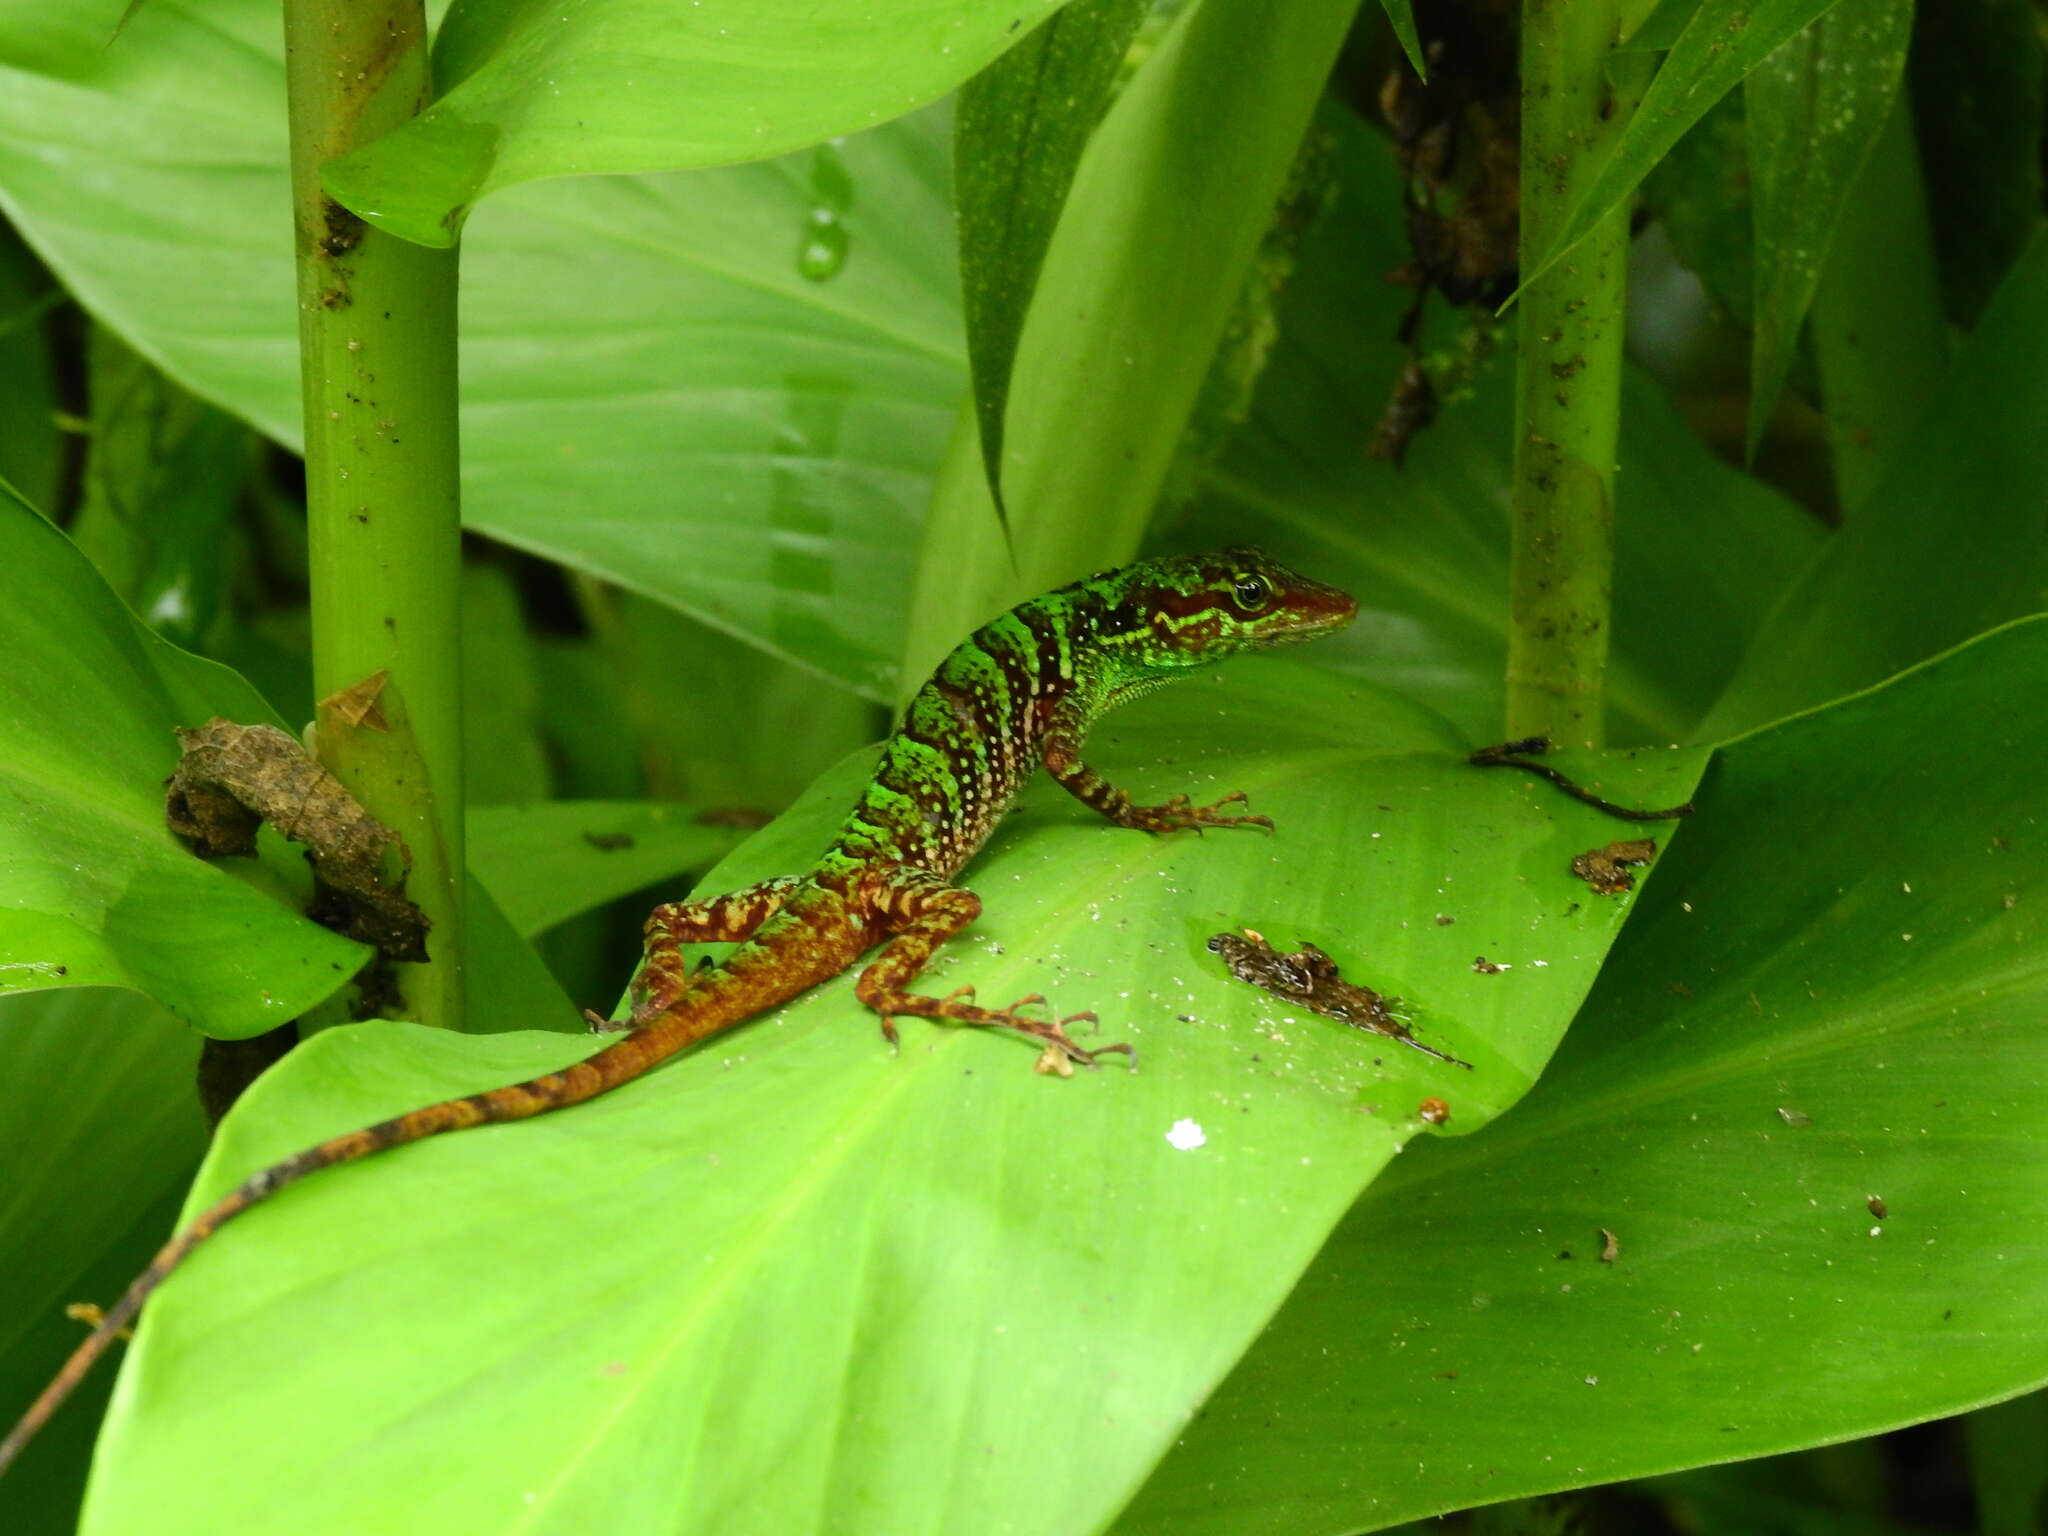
[1808,92,1948,514]
[284,0,465,1028]
[1506,1,1653,746]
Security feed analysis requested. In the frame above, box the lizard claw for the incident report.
[1054,1032,1136,1070]
[1212,789,1275,833]
[1126,788,1275,835]
[865,987,1130,1070]
[1013,1006,1129,1070]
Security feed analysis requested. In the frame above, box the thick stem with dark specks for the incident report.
[1507,1,1653,746]
[285,0,464,1026]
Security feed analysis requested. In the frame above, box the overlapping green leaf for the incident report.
[0,990,204,1535]
[573,589,884,811]
[1642,1453,1901,1536]
[1639,92,1753,326]
[0,489,367,1034]
[461,872,582,1034]
[1378,0,1427,79]
[79,662,1702,1532]
[955,0,1147,512]
[1119,616,2048,1534]
[324,0,1080,246]
[1909,0,2043,328]
[459,564,557,807]
[1618,0,1705,52]
[1743,1,1911,461]
[1523,0,1849,296]
[1963,1391,2048,1536]
[66,329,247,652]
[0,0,962,700]
[0,228,60,515]
[903,0,1361,684]
[1172,111,1821,745]
[1702,231,2048,738]
[468,801,747,939]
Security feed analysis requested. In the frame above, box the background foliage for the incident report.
[0,0,2041,1532]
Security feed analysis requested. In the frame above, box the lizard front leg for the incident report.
[1042,716,1271,834]
[853,872,1131,1068]
[597,877,804,1028]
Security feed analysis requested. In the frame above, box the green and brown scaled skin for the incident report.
[0,547,1355,1472]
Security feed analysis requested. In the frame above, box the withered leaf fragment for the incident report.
[319,670,390,732]
[1571,838,1659,896]
[1208,930,1471,1069]
[165,718,429,961]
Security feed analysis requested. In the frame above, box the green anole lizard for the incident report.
[0,546,1355,1472]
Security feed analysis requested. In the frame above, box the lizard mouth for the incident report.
[1269,574,1359,642]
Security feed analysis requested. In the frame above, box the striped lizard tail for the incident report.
[0,984,754,1475]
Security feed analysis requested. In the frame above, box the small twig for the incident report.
[1469,736,1694,822]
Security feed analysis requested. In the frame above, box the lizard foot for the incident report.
[870,987,1134,1069]
[583,1008,632,1034]
[1125,789,1274,835]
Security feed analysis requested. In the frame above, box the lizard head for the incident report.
[1105,546,1357,664]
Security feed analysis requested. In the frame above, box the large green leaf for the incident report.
[955,0,1147,512]
[323,0,1084,246]
[0,990,203,1535]
[1523,0,1848,297]
[457,134,961,700]
[1701,230,2048,738]
[1172,110,1821,745]
[0,489,366,1035]
[1118,616,2048,1533]
[77,661,1703,1532]
[1742,1,1911,462]
[902,0,1362,685]
[0,0,962,700]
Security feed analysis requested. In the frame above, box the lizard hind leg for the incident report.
[589,877,804,1031]
[853,874,1132,1069]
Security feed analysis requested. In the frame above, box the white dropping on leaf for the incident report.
[1165,1118,1207,1151]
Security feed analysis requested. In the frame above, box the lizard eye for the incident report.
[1230,573,1272,612]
